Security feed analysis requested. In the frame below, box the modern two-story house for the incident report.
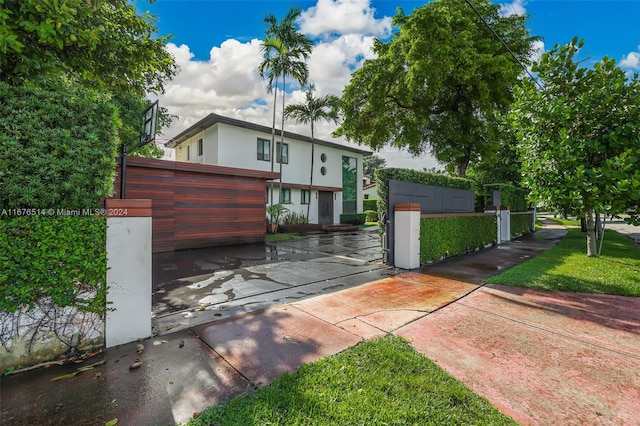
[167,114,370,225]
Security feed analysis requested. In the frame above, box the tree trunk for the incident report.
[278,74,285,200]
[307,123,314,221]
[269,87,278,208]
[585,209,598,257]
[457,156,469,178]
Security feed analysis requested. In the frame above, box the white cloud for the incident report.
[298,0,392,38]
[620,48,640,70]
[499,0,527,17]
[157,0,438,171]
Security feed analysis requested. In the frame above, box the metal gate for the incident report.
[383,180,475,265]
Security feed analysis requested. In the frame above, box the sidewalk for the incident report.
[2,225,640,425]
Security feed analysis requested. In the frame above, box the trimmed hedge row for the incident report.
[340,213,366,225]
[420,215,497,263]
[375,168,474,214]
[0,216,108,314]
[510,212,535,237]
[483,184,529,212]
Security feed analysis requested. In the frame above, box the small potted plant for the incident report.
[266,203,288,233]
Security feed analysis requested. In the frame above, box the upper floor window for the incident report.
[187,145,191,161]
[197,138,203,156]
[276,142,289,164]
[257,138,270,161]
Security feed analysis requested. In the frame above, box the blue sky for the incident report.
[139,0,640,168]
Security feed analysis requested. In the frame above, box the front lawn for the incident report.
[486,228,640,296]
[187,336,516,425]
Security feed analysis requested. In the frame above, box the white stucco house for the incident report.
[166,114,371,225]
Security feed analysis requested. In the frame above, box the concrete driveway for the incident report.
[151,228,394,335]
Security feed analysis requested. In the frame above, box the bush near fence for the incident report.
[482,183,529,212]
[340,213,366,225]
[510,212,535,237]
[420,215,497,263]
[363,199,378,212]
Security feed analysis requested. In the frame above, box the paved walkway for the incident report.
[2,225,640,425]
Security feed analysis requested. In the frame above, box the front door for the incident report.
[318,191,334,225]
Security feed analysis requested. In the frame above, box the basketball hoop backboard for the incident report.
[139,100,159,146]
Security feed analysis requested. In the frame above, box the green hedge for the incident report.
[340,213,366,225]
[482,184,529,212]
[364,210,378,222]
[0,82,119,209]
[0,216,108,314]
[363,199,378,212]
[420,215,497,263]
[0,82,118,318]
[375,168,474,214]
[510,212,534,237]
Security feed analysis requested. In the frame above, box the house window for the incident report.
[187,145,191,161]
[276,142,289,164]
[364,194,370,200]
[280,188,291,204]
[301,190,310,205]
[257,138,270,161]
[197,138,203,156]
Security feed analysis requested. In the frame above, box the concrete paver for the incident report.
[396,285,640,426]
[3,226,640,425]
[194,305,362,386]
[0,330,248,426]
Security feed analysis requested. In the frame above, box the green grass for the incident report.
[545,217,580,227]
[486,228,640,296]
[266,233,304,243]
[187,336,516,426]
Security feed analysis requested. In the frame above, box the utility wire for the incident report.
[463,0,545,92]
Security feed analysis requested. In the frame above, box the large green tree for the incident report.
[511,38,640,256]
[335,0,538,177]
[259,7,313,204]
[0,0,177,156]
[363,154,387,179]
[284,87,340,220]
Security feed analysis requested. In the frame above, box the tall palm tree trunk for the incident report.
[269,87,277,207]
[306,123,314,221]
[278,74,286,200]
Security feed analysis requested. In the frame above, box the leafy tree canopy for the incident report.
[511,38,640,255]
[335,0,538,177]
[0,0,177,156]
[363,154,387,178]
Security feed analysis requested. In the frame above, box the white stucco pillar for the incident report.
[105,199,152,348]
[394,203,421,269]
[485,206,510,244]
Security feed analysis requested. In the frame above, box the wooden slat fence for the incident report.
[114,157,279,253]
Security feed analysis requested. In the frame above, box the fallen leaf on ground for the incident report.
[105,419,118,426]
[136,344,144,354]
[129,361,142,370]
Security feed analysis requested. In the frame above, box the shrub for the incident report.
[363,199,378,212]
[420,215,496,263]
[340,213,366,225]
[510,212,534,237]
[282,211,309,225]
[482,184,529,212]
[0,82,120,209]
[364,210,378,222]
[0,215,108,314]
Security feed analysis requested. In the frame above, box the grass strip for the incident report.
[486,228,640,296]
[187,336,516,425]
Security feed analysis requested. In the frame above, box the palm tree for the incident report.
[284,87,340,220]
[258,7,313,206]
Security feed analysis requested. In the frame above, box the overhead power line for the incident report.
[463,0,545,91]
